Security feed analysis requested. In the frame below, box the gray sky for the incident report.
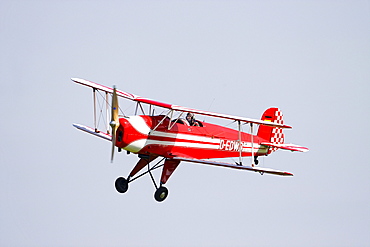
[1,1,369,246]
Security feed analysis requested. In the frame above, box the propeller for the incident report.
[110,86,120,162]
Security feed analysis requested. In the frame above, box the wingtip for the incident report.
[72,123,81,129]
[71,77,85,84]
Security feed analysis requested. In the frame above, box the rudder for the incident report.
[257,108,284,153]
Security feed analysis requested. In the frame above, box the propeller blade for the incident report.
[110,86,120,163]
[111,133,116,162]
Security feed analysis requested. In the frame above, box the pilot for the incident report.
[186,112,199,126]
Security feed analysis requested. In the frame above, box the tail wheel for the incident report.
[154,186,168,202]
[115,177,129,193]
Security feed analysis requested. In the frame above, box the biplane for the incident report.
[72,78,308,202]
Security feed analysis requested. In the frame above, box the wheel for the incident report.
[115,177,129,193]
[154,186,168,202]
[254,157,259,165]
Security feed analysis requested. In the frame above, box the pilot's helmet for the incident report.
[186,112,195,120]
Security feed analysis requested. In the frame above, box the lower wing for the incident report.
[72,123,295,176]
[172,157,293,176]
[73,123,112,141]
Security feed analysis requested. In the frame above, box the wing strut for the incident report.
[105,92,110,134]
[237,121,242,165]
[93,88,97,132]
[91,87,111,134]
[135,102,146,115]
[250,123,255,167]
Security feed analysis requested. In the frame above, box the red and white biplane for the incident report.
[72,78,308,202]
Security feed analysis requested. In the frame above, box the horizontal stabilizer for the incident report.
[172,157,293,176]
[73,123,112,141]
[261,142,309,152]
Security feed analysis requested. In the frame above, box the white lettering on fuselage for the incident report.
[219,139,252,152]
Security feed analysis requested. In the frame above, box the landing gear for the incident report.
[115,177,129,193]
[154,186,168,202]
[254,156,259,165]
[114,157,172,202]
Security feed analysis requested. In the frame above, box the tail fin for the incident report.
[257,108,284,153]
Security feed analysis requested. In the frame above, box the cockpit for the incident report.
[171,114,203,127]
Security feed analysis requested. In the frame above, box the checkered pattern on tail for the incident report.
[257,108,285,153]
[270,109,284,152]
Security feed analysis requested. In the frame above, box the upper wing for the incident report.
[261,142,309,152]
[71,78,291,128]
[172,157,293,176]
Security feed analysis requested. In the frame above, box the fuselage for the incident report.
[115,115,270,160]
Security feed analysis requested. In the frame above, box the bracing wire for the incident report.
[94,90,129,133]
